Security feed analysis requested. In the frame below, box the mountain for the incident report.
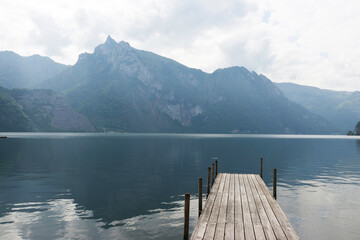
[0,92,34,131]
[276,82,360,132]
[347,121,360,135]
[39,36,336,134]
[0,87,95,132]
[0,51,69,88]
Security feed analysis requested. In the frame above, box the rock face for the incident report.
[0,87,95,132]
[39,36,336,134]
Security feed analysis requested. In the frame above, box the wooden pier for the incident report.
[189,173,300,240]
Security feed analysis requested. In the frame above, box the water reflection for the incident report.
[0,196,199,240]
[1,134,360,239]
[279,180,360,240]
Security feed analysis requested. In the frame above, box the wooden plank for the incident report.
[214,223,225,240]
[244,175,261,225]
[203,222,217,240]
[212,174,229,239]
[239,174,255,240]
[234,223,245,240]
[218,174,230,223]
[248,174,277,240]
[225,223,235,240]
[226,174,235,224]
[255,175,300,240]
[234,173,243,224]
[191,222,207,240]
[209,174,227,223]
[234,174,245,240]
[252,175,288,240]
[191,173,224,240]
[244,174,266,240]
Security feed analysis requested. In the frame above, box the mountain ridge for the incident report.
[0,37,341,133]
[35,37,337,134]
[276,82,360,131]
[0,51,69,89]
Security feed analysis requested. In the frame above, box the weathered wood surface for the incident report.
[191,173,300,240]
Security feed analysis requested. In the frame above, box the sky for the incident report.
[1,0,360,91]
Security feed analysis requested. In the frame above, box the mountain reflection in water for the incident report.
[1,133,360,239]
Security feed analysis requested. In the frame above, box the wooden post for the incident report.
[212,163,215,186]
[207,167,211,198]
[273,168,277,200]
[184,193,190,240]
[215,160,218,177]
[198,178,202,218]
[260,157,263,179]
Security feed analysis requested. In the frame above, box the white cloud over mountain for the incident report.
[1,0,360,90]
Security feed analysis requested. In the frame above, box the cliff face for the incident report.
[0,87,95,132]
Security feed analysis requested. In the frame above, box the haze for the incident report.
[1,0,360,91]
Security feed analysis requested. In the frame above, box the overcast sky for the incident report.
[1,0,360,91]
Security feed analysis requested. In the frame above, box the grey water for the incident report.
[1,133,360,239]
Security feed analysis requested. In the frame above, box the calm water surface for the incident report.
[1,133,360,239]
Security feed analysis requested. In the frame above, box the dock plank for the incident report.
[234,175,245,240]
[248,175,277,240]
[190,173,300,240]
[251,175,287,240]
[239,174,256,240]
[191,173,224,240]
[244,175,265,240]
[254,175,300,240]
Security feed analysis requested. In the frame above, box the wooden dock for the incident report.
[190,173,300,240]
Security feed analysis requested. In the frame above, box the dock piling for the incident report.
[215,160,218,177]
[260,157,263,179]
[207,167,211,198]
[184,193,190,240]
[273,168,277,199]
[198,178,202,218]
[211,163,215,186]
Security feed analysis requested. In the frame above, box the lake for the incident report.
[1,133,360,239]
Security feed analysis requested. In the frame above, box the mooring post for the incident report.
[273,168,277,200]
[215,160,218,177]
[184,193,190,240]
[198,178,202,218]
[260,157,263,179]
[212,163,215,186]
[207,167,211,198]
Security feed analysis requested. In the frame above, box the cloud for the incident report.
[29,13,71,56]
[0,0,360,90]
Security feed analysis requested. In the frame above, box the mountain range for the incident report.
[0,51,68,88]
[276,83,360,132]
[0,36,355,134]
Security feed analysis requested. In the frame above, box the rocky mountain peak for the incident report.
[118,40,131,48]
[76,36,157,89]
[95,36,132,55]
[105,35,117,46]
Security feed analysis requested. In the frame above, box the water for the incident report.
[1,133,360,239]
